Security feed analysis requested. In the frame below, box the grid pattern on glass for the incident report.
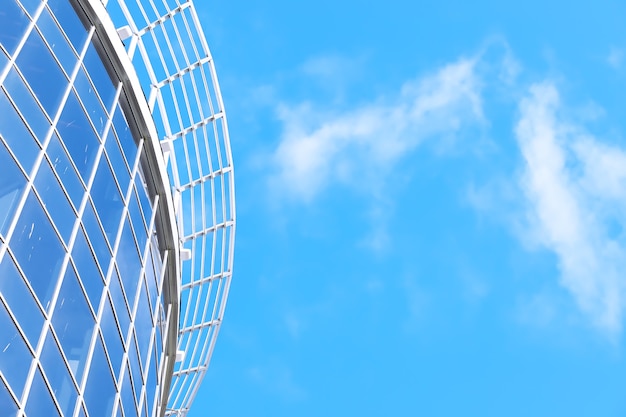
[104,1,236,415]
[0,2,173,416]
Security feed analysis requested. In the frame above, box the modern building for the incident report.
[0,1,235,416]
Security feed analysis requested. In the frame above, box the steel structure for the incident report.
[0,0,235,416]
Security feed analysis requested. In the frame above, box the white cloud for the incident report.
[515,82,626,334]
[607,47,624,69]
[269,56,484,203]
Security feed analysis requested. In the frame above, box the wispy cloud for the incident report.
[268,56,484,203]
[607,47,624,69]
[515,82,626,334]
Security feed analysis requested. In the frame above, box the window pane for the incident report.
[36,7,76,76]
[117,217,141,305]
[71,227,104,311]
[83,40,116,112]
[0,376,17,416]
[109,266,130,341]
[41,331,77,416]
[81,200,111,271]
[46,0,88,53]
[101,295,124,380]
[0,253,43,347]
[0,299,32,398]
[35,158,75,242]
[56,91,99,182]
[120,364,138,417]
[112,104,137,168]
[105,128,130,196]
[0,0,30,56]
[0,139,26,236]
[74,69,107,137]
[91,156,123,245]
[47,131,84,209]
[0,88,40,174]
[15,28,67,117]
[10,190,64,311]
[52,264,94,382]
[83,336,115,417]
[24,368,60,417]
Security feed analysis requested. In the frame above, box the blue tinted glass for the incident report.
[47,131,84,209]
[46,0,87,53]
[4,66,50,142]
[101,295,124,380]
[135,281,152,365]
[128,334,143,406]
[0,253,43,347]
[24,368,59,417]
[10,191,64,311]
[117,217,141,305]
[0,88,40,174]
[82,201,111,271]
[35,158,75,242]
[0,376,17,416]
[0,299,32,398]
[0,139,26,235]
[74,69,107,137]
[41,331,77,416]
[135,176,152,228]
[105,129,130,195]
[84,336,115,417]
[109,266,130,341]
[144,247,158,312]
[121,363,138,417]
[52,264,94,382]
[145,349,157,417]
[128,190,147,255]
[15,28,67,117]
[112,105,137,167]
[71,227,104,311]
[0,0,30,56]
[83,40,116,112]
[91,156,123,245]
[57,91,99,182]
[36,7,76,76]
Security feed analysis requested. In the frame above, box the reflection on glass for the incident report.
[105,128,131,197]
[0,299,32,401]
[57,90,99,182]
[52,264,94,382]
[83,41,116,112]
[128,189,147,255]
[91,155,124,246]
[83,336,115,417]
[15,27,67,117]
[81,200,111,271]
[47,131,84,209]
[35,158,75,242]
[109,266,131,341]
[101,295,124,380]
[36,7,77,76]
[0,0,30,56]
[0,253,43,348]
[128,333,143,407]
[41,331,77,416]
[135,280,153,366]
[71,227,104,311]
[0,139,26,236]
[121,363,138,417]
[117,217,141,306]
[74,69,107,137]
[145,348,157,417]
[4,66,50,143]
[24,368,60,417]
[112,104,137,167]
[10,191,64,311]
[0,89,40,174]
[46,0,88,53]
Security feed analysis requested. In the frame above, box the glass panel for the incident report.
[145,348,157,417]
[81,200,111,271]
[71,227,104,311]
[10,190,64,311]
[0,377,17,416]
[135,280,153,366]
[109,266,130,341]
[83,40,116,112]
[41,331,77,416]
[0,139,26,236]
[101,295,124,381]
[112,104,137,167]
[83,336,115,417]
[52,264,94,382]
[56,90,99,182]
[35,158,75,242]
[74,69,107,137]
[0,0,30,56]
[91,155,124,246]
[128,190,147,255]
[15,27,67,117]
[121,364,138,417]
[0,252,43,347]
[0,88,40,174]
[117,217,141,306]
[105,128,130,197]
[46,0,88,53]
[36,6,76,76]
[128,333,143,407]
[3,65,50,143]
[0,299,32,399]
[47,131,84,209]
[24,367,60,417]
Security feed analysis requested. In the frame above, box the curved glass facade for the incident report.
[0,0,235,417]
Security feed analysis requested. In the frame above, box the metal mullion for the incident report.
[180,270,229,291]
[11,25,100,417]
[165,81,187,148]
[175,6,203,63]
[137,2,191,38]
[178,166,231,190]
[180,220,232,242]
[155,56,209,89]
[139,25,173,83]
[0,0,46,86]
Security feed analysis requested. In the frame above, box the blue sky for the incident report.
[190,1,626,416]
